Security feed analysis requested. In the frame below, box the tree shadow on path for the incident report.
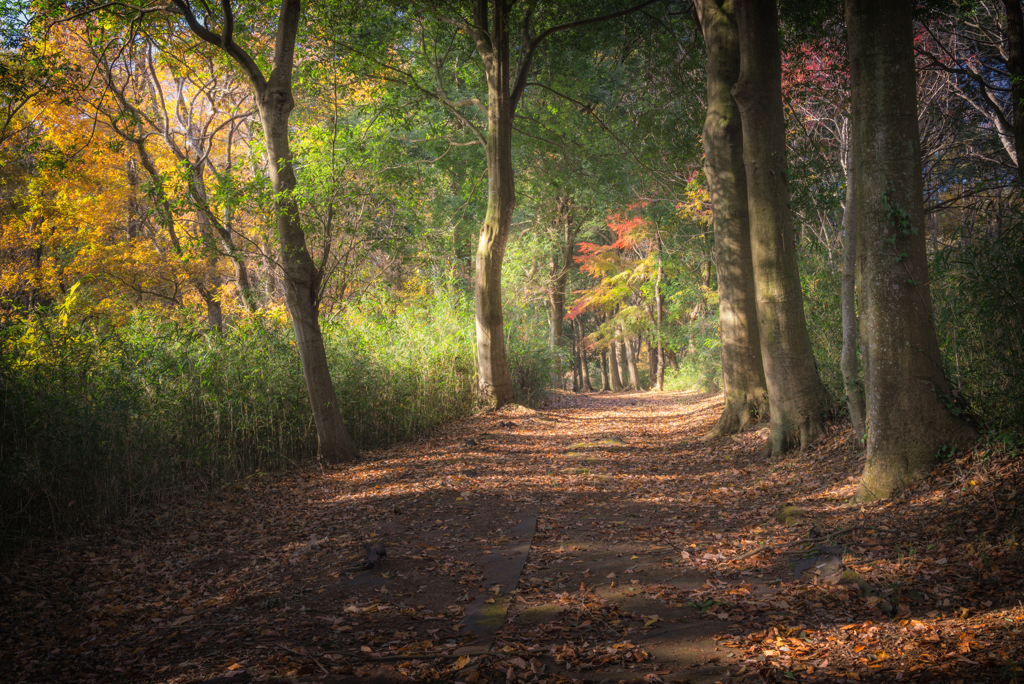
[2,390,1022,683]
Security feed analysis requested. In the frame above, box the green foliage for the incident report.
[661,313,722,394]
[799,246,845,403]
[503,297,556,407]
[0,284,551,553]
[932,215,1024,435]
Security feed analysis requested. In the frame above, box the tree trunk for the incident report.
[223,204,257,312]
[657,339,665,389]
[259,90,357,462]
[1004,0,1024,180]
[608,337,624,391]
[549,251,565,384]
[599,348,610,391]
[197,285,224,332]
[625,334,641,390]
[571,332,581,392]
[576,318,594,391]
[696,0,769,439]
[647,336,658,384]
[196,166,257,313]
[172,0,359,462]
[615,330,631,389]
[840,154,866,441]
[732,0,827,455]
[846,0,977,501]
[471,0,517,408]
[190,172,229,328]
[654,243,665,391]
[548,195,574,383]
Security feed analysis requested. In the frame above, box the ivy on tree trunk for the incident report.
[846,0,977,501]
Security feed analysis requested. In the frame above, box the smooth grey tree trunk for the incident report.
[696,0,769,439]
[846,0,977,501]
[733,0,828,456]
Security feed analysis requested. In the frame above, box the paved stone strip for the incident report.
[455,513,538,655]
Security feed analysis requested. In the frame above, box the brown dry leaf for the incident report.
[1,391,1021,684]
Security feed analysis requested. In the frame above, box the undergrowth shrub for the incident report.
[0,285,553,552]
[662,314,721,393]
[800,249,844,404]
[932,216,1024,435]
[504,299,555,406]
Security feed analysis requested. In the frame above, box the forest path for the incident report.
[4,389,1022,684]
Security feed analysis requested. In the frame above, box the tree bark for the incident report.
[846,0,977,501]
[220,196,257,312]
[608,335,624,391]
[615,329,631,390]
[576,318,594,391]
[625,334,641,390]
[470,0,517,408]
[647,336,658,384]
[571,332,581,392]
[654,241,665,391]
[732,0,827,455]
[172,0,358,462]
[1004,0,1024,180]
[548,195,574,383]
[599,348,610,391]
[459,0,660,406]
[696,0,769,439]
[657,336,665,390]
[840,155,866,441]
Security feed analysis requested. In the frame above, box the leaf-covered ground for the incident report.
[2,390,1023,683]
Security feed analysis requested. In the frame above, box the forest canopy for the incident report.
[1,0,1022,540]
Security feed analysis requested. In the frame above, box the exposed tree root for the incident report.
[702,396,766,441]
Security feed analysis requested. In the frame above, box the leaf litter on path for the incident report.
[2,390,1023,683]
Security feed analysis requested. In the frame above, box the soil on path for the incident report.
[3,390,1023,684]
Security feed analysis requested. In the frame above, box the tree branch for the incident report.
[169,0,266,92]
[510,0,665,112]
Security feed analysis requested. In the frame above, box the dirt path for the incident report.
[3,390,1023,684]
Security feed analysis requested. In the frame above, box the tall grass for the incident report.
[0,286,552,553]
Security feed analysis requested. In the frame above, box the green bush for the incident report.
[504,300,555,406]
[932,217,1024,434]
[800,250,845,404]
[662,313,722,393]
